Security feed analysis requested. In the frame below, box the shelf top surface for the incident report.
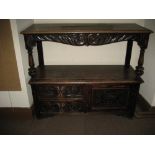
[30,65,143,84]
[21,23,153,34]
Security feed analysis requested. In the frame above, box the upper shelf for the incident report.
[21,23,153,34]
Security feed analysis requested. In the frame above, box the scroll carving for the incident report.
[24,32,150,48]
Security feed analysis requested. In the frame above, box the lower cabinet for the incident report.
[31,84,139,118]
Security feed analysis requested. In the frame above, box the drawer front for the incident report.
[36,85,86,99]
[37,86,58,98]
[92,86,129,110]
[38,100,87,115]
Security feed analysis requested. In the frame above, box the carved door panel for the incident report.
[92,87,129,110]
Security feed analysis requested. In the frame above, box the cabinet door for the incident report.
[92,86,129,110]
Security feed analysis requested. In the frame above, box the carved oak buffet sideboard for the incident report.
[21,23,153,118]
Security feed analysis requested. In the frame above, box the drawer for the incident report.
[36,85,86,99]
[38,100,87,114]
[92,87,129,110]
[37,85,58,98]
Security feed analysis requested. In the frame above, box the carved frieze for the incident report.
[23,33,149,48]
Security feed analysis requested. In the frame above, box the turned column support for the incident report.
[135,34,150,77]
[24,35,37,77]
[135,47,146,76]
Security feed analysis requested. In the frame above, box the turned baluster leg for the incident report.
[27,48,36,77]
[135,33,150,77]
[135,47,146,77]
[24,35,36,77]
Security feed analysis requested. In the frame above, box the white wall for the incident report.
[10,20,34,107]
[0,19,33,108]
[34,19,144,24]
[15,19,37,107]
[0,92,12,107]
[140,20,155,106]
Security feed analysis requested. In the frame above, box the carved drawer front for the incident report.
[63,85,84,98]
[92,86,129,110]
[37,85,58,98]
[38,100,87,115]
[38,101,60,114]
[37,85,85,99]
[62,101,87,113]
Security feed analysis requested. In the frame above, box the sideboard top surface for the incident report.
[21,23,153,34]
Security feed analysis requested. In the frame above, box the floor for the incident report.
[0,113,155,135]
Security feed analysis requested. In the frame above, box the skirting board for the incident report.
[0,105,34,120]
[135,94,155,118]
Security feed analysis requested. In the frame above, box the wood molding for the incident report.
[135,94,155,118]
[0,106,34,120]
